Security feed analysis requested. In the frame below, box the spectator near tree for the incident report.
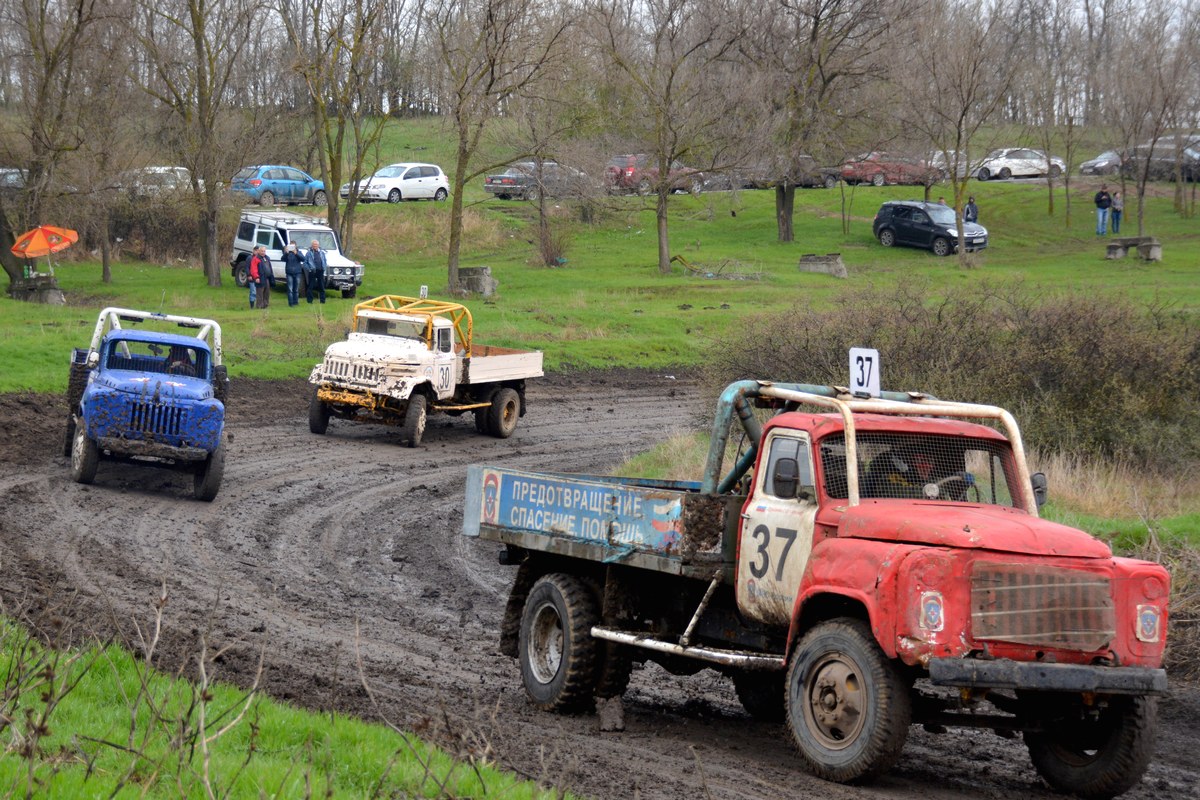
[964,196,979,223]
[1094,184,1112,236]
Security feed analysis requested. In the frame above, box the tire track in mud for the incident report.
[1,371,1197,800]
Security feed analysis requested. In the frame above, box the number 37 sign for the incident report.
[849,347,881,397]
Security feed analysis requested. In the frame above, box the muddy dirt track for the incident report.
[0,371,1197,800]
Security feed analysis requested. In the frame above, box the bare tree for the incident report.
[1106,0,1195,233]
[136,0,260,287]
[0,0,98,297]
[894,0,1016,263]
[430,0,571,293]
[591,0,750,273]
[756,0,892,242]
[280,0,389,254]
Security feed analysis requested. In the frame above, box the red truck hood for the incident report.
[838,503,1112,559]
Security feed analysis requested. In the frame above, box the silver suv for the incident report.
[229,210,364,298]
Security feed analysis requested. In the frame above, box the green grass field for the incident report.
[4,167,1199,393]
[0,620,570,799]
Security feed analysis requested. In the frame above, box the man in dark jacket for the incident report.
[304,239,327,304]
[963,196,979,223]
[282,242,305,306]
[1094,184,1112,236]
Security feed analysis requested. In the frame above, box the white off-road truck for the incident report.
[308,295,543,446]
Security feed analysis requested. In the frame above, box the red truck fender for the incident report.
[785,538,925,660]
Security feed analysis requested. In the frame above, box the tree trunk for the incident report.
[775,183,795,242]
[656,191,671,273]
[200,200,221,286]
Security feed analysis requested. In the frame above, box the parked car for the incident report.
[231,165,326,206]
[340,162,449,203]
[840,152,937,186]
[605,154,702,195]
[975,148,1064,181]
[1122,143,1200,182]
[483,160,589,200]
[872,200,988,257]
[926,150,984,180]
[118,166,201,197]
[0,167,26,190]
[229,209,363,298]
[1079,150,1126,176]
[703,154,839,191]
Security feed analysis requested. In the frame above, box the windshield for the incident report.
[819,432,1019,507]
[374,166,405,178]
[293,230,338,252]
[106,339,209,378]
[355,316,427,341]
[927,205,957,225]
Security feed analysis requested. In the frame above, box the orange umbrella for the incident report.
[11,225,78,258]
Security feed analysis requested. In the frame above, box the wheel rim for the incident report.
[528,601,564,684]
[872,174,884,186]
[880,231,894,246]
[802,653,867,750]
[503,399,518,427]
[389,190,400,203]
[934,238,949,256]
[261,191,274,205]
[314,191,326,205]
[435,188,447,201]
[71,425,85,471]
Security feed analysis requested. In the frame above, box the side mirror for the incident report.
[1030,471,1048,509]
[773,457,800,499]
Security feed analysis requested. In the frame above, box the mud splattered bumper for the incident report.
[929,657,1168,695]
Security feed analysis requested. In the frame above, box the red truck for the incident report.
[463,381,1169,798]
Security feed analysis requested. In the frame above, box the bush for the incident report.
[702,281,1200,469]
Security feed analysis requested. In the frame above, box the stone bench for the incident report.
[1105,236,1161,261]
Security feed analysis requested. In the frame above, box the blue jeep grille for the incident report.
[129,402,185,437]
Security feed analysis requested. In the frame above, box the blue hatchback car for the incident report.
[231,165,326,206]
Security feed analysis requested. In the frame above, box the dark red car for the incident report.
[605,154,702,195]
[840,152,938,187]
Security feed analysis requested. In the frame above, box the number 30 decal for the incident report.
[748,524,798,581]
[437,365,452,391]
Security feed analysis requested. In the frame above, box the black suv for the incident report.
[872,200,988,257]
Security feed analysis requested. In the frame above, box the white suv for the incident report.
[340,162,449,203]
[228,210,364,298]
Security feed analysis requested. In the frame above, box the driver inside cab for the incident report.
[167,345,196,376]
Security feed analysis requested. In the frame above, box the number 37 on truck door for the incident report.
[737,430,818,625]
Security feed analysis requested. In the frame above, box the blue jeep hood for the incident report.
[95,370,215,402]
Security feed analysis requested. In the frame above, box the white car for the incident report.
[120,166,202,195]
[976,148,1065,181]
[340,162,449,203]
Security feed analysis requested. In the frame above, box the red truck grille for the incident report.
[129,401,184,437]
[970,562,1115,652]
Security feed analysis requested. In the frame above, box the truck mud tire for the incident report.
[193,435,226,502]
[1024,694,1156,799]
[402,394,427,447]
[69,425,99,485]
[733,671,786,722]
[786,618,910,783]
[309,387,330,435]
[593,643,632,700]
[486,387,520,438]
[518,573,599,712]
[63,362,91,456]
[213,366,229,404]
[341,287,357,299]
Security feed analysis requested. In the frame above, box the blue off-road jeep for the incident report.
[64,308,229,501]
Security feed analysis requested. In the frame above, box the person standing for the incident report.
[304,238,327,304]
[282,242,305,306]
[1094,184,1112,236]
[253,245,275,309]
[246,247,265,309]
[964,196,979,223]
[1111,190,1124,235]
